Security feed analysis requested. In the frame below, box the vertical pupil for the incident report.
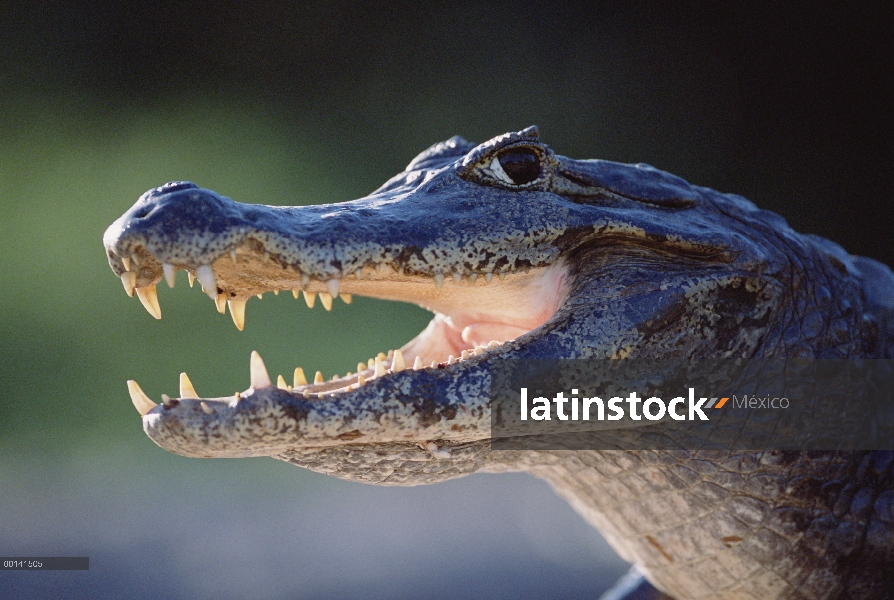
[497,149,540,184]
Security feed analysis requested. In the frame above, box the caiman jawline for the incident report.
[118,239,569,411]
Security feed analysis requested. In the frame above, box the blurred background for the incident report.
[1,2,891,598]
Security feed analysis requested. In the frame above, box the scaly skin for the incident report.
[104,127,894,599]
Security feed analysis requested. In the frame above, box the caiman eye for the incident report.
[491,147,541,185]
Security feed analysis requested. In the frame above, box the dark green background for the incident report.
[1,2,891,598]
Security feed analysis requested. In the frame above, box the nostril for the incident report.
[133,206,153,219]
[158,181,197,194]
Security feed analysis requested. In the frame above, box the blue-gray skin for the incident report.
[104,127,894,599]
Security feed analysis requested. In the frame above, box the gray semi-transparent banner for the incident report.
[489,360,894,450]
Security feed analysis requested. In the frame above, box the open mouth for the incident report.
[116,238,570,412]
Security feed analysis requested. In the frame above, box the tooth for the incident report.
[121,272,137,297]
[136,285,162,319]
[357,362,367,373]
[468,273,478,284]
[293,367,307,387]
[340,293,352,304]
[250,350,271,389]
[461,350,470,360]
[301,274,310,287]
[331,374,339,381]
[303,291,316,308]
[392,349,405,372]
[314,371,324,384]
[200,401,213,415]
[161,393,174,407]
[188,272,195,287]
[234,392,241,401]
[162,263,177,288]
[452,273,462,283]
[376,263,383,273]
[230,250,237,263]
[434,273,444,289]
[357,374,366,386]
[228,299,246,331]
[264,252,270,263]
[484,273,493,283]
[355,268,363,280]
[215,294,227,314]
[292,289,300,299]
[179,373,199,398]
[430,361,437,368]
[121,256,131,271]
[377,352,386,360]
[319,293,333,311]
[273,290,279,296]
[374,357,386,378]
[256,294,263,300]
[326,278,340,297]
[475,345,484,354]
[447,355,455,365]
[276,375,289,390]
[127,380,157,416]
[498,272,506,280]
[195,265,217,300]
[488,340,500,349]
[368,358,375,368]
[413,356,423,370]
[131,253,140,266]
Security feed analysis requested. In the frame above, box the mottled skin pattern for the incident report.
[104,128,894,599]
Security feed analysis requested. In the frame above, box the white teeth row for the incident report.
[123,262,353,326]
[121,257,505,325]
[127,341,506,415]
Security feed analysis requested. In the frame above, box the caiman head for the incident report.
[102,126,869,481]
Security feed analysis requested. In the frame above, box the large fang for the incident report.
[392,349,405,372]
[162,263,177,288]
[326,278,341,297]
[121,256,131,272]
[250,350,271,389]
[136,285,162,319]
[293,367,307,387]
[120,271,137,297]
[127,380,157,416]
[195,265,217,300]
[319,293,333,311]
[179,372,199,398]
[228,300,246,331]
[303,291,316,308]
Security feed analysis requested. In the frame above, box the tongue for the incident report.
[460,323,529,347]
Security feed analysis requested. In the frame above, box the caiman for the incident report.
[103,127,894,599]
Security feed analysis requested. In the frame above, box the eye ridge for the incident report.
[496,148,541,185]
